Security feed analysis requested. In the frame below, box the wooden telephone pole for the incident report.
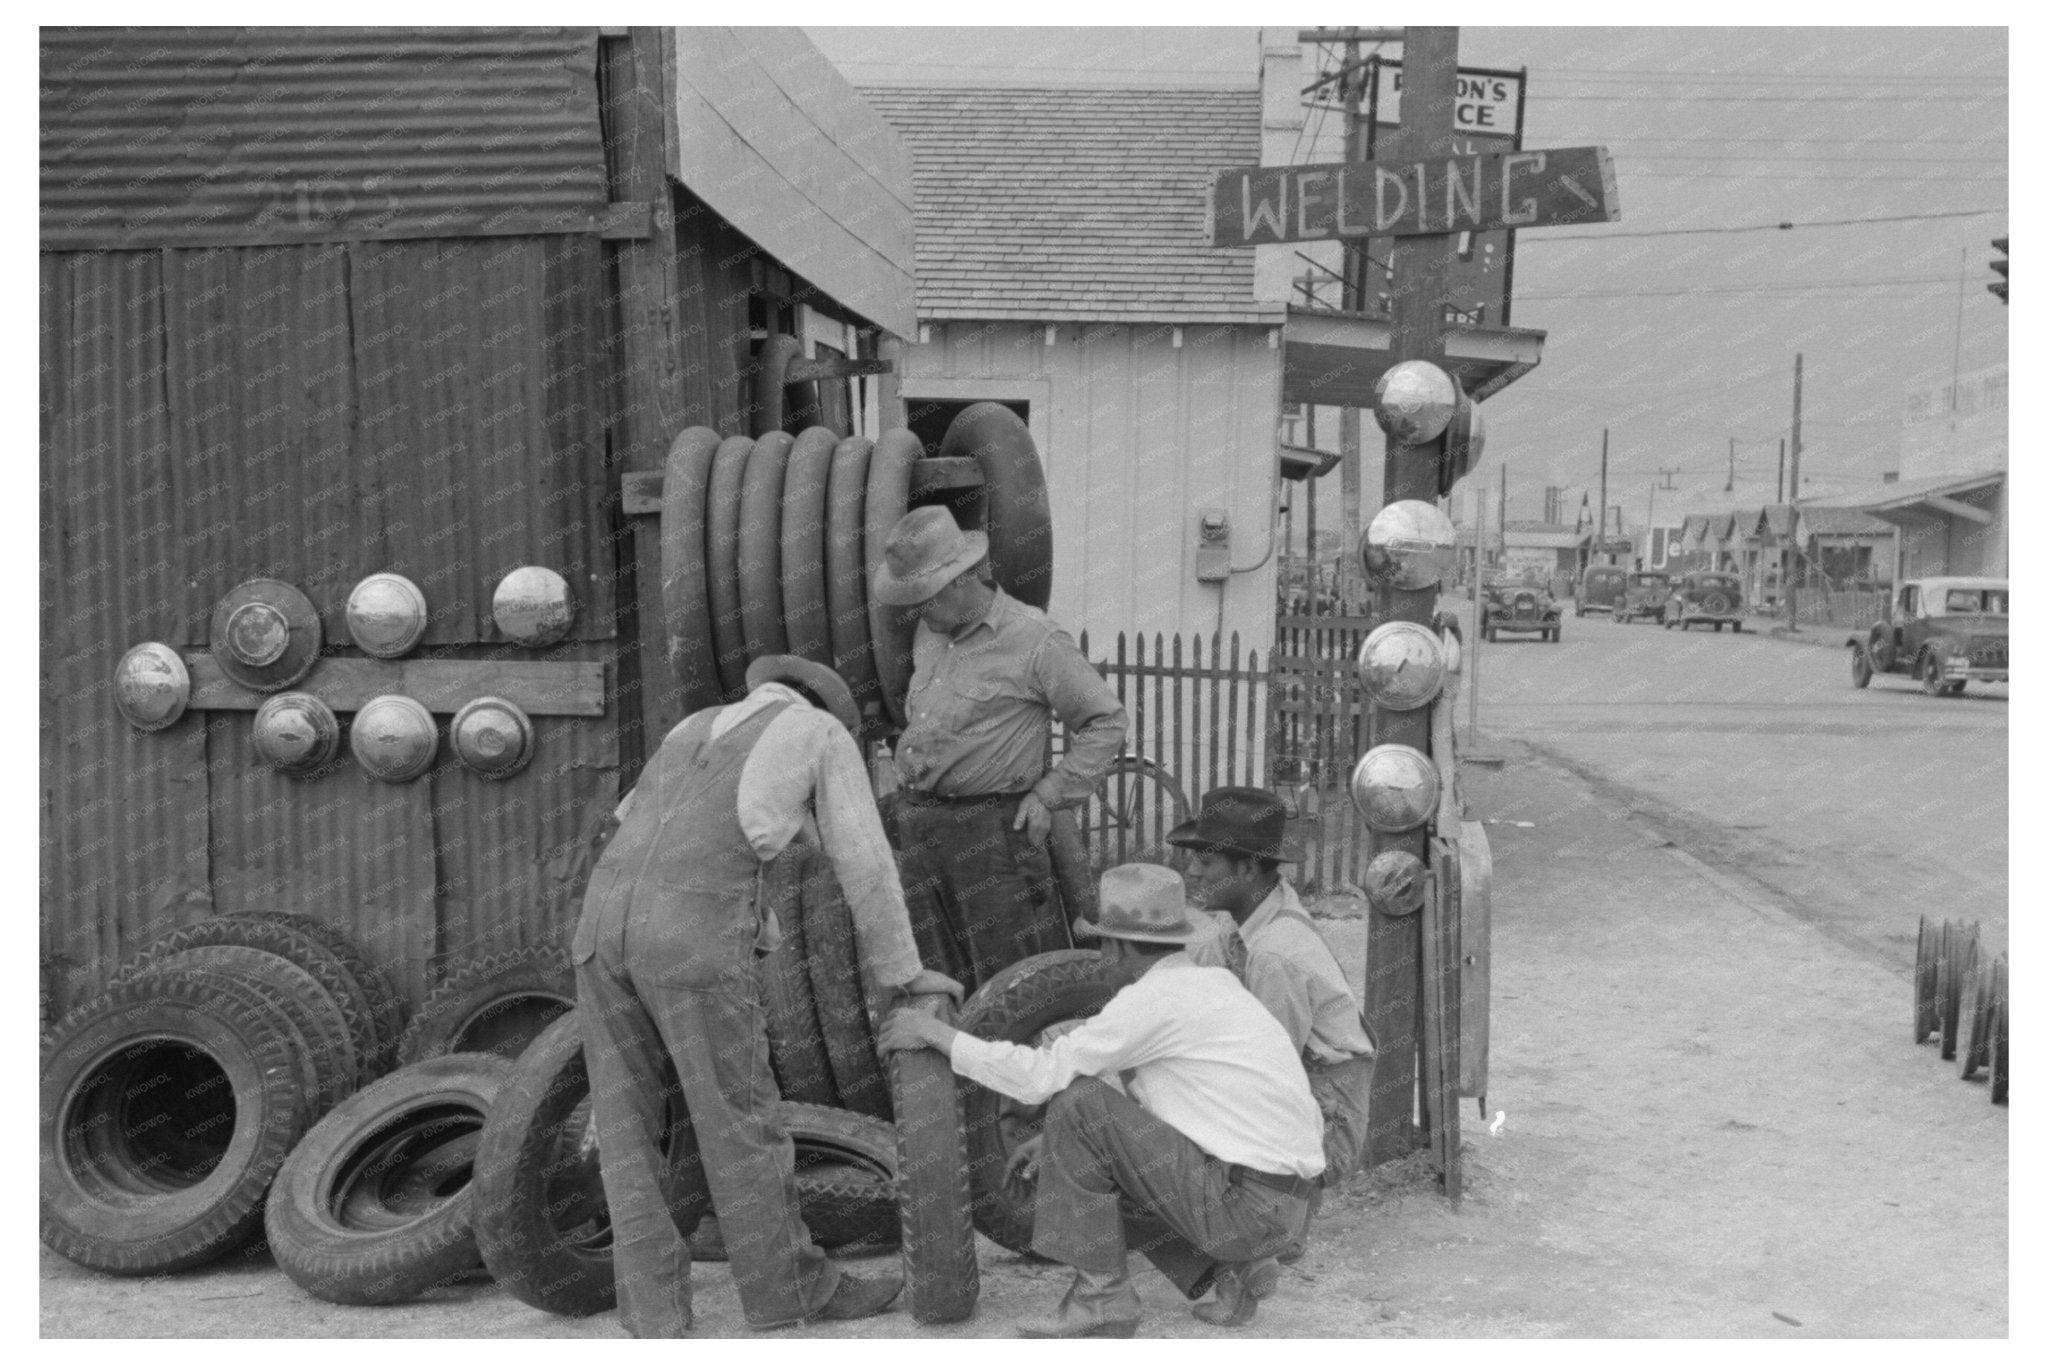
[1364,25,1460,1172]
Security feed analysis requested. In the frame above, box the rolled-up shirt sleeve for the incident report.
[948,982,1169,1105]
[1029,629,1128,810]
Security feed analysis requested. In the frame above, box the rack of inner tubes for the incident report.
[1914,917,2008,1105]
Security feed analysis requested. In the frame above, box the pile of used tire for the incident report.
[40,904,909,1312]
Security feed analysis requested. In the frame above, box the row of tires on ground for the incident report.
[1913,917,2009,1104]
[41,906,1124,1321]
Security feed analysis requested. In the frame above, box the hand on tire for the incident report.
[1005,1135,1044,1191]
[899,969,965,1006]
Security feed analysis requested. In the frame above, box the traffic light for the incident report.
[1989,237,2008,304]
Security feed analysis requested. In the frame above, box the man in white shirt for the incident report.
[572,655,961,1337]
[879,862,1323,1336]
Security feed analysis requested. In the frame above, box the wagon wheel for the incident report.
[1086,755,1193,856]
[1912,916,1938,1044]
[1850,644,1873,689]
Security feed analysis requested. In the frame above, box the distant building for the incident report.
[1799,362,2006,579]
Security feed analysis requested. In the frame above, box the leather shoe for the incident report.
[1191,1257,1281,1327]
[806,1271,903,1322]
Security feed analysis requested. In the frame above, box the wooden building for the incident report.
[39,27,915,1016]
[860,83,1288,649]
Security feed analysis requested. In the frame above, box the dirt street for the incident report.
[42,710,2007,1337]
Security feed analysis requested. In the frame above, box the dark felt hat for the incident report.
[1166,785,1304,864]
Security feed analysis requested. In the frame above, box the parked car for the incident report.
[1849,576,2008,695]
[1663,571,1746,632]
[1575,564,1627,617]
[1481,581,1562,642]
[1616,571,1673,624]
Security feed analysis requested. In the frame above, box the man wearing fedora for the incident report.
[879,862,1323,1336]
[873,505,1126,993]
[1173,787,1377,1199]
[572,654,963,1337]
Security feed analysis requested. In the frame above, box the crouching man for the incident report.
[878,863,1324,1336]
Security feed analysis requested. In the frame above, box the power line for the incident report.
[1615,153,2005,163]
[1530,92,2004,103]
[1520,278,1963,300]
[1532,67,2004,86]
[1531,207,2006,241]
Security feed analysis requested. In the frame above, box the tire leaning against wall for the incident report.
[395,945,577,1067]
[111,912,393,1087]
[41,972,316,1275]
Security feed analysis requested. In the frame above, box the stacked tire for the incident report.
[658,408,1052,731]
[40,912,400,1275]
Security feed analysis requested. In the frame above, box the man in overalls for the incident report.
[572,654,962,1336]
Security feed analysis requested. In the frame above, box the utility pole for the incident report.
[1776,437,1786,505]
[1337,36,1365,606]
[1725,437,1735,493]
[1787,353,1804,630]
[1596,429,1609,561]
[1366,24,1459,1173]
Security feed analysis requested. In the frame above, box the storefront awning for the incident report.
[1281,307,1547,408]
[1802,470,2003,526]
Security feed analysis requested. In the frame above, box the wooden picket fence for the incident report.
[1064,626,1376,896]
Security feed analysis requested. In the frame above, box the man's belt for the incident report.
[899,788,1031,809]
[1227,1164,1317,1199]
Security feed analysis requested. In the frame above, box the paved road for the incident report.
[1457,605,2008,963]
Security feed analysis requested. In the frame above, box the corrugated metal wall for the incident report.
[40,235,618,1013]
[41,28,609,250]
[898,321,1282,656]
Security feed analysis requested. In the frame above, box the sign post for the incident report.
[1208,29,1619,1186]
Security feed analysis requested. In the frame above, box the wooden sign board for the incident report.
[1208,146,1618,248]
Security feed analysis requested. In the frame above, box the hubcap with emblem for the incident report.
[253,693,341,774]
[210,579,322,692]
[113,642,191,732]
[350,694,438,783]
[450,696,535,780]
[1356,621,1447,711]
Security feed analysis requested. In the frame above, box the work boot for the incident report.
[805,1271,903,1322]
[1192,1257,1281,1327]
[1016,1268,1143,1338]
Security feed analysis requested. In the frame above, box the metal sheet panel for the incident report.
[202,718,440,1007]
[41,27,608,250]
[669,27,915,338]
[42,654,212,1018]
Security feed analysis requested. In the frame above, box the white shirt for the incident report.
[948,954,1326,1179]
[617,684,923,989]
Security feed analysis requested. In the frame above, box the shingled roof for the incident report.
[857,85,1276,326]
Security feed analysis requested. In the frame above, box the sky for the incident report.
[807,25,2010,528]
